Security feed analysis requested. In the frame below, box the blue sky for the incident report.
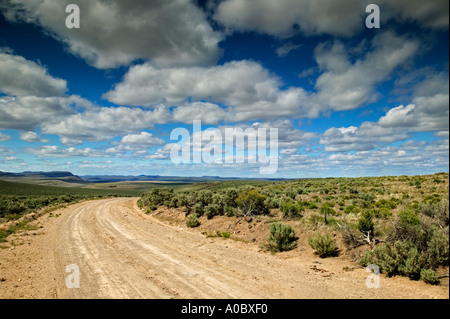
[0,0,448,178]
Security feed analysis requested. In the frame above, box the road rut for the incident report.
[3,197,445,299]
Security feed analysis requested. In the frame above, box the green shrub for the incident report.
[398,209,420,226]
[186,213,200,228]
[308,202,319,209]
[344,204,359,214]
[399,245,422,280]
[141,188,174,208]
[223,188,239,208]
[204,203,222,219]
[167,196,179,208]
[192,202,205,216]
[420,269,439,285]
[307,213,323,226]
[146,204,157,213]
[423,194,442,205]
[196,190,213,206]
[368,242,401,276]
[216,230,231,238]
[377,207,392,219]
[0,229,10,243]
[285,188,298,200]
[223,205,237,217]
[425,228,449,268]
[375,198,397,210]
[308,232,338,258]
[359,236,447,284]
[267,222,297,252]
[221,232,231,238]
[177,193,196,214]
[235,189,269,216]
[419,201,449,227]
[358,200,373,209]
[357,210,374,234]
[265,197,280,209]
[359,193,375,203]
[320,204,336,225]
[280,200,304,219]
[359,250,374,267]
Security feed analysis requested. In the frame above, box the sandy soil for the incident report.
[0,198,448,299]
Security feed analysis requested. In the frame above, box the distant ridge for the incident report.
[0,170,290,185]
[80,174,289,183]
[0,170,86,185]
[21,171,80,178]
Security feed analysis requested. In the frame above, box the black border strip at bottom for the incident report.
[0,299,448,317]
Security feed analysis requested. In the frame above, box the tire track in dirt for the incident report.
[55,198,269,298]
[51,198,447,299]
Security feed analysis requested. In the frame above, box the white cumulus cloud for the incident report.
[0,50,67,97]
[213,0,448,38]
[1,0,222,69]
[19,131,51,143]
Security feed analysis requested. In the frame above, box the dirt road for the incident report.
[1,198,448,298]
